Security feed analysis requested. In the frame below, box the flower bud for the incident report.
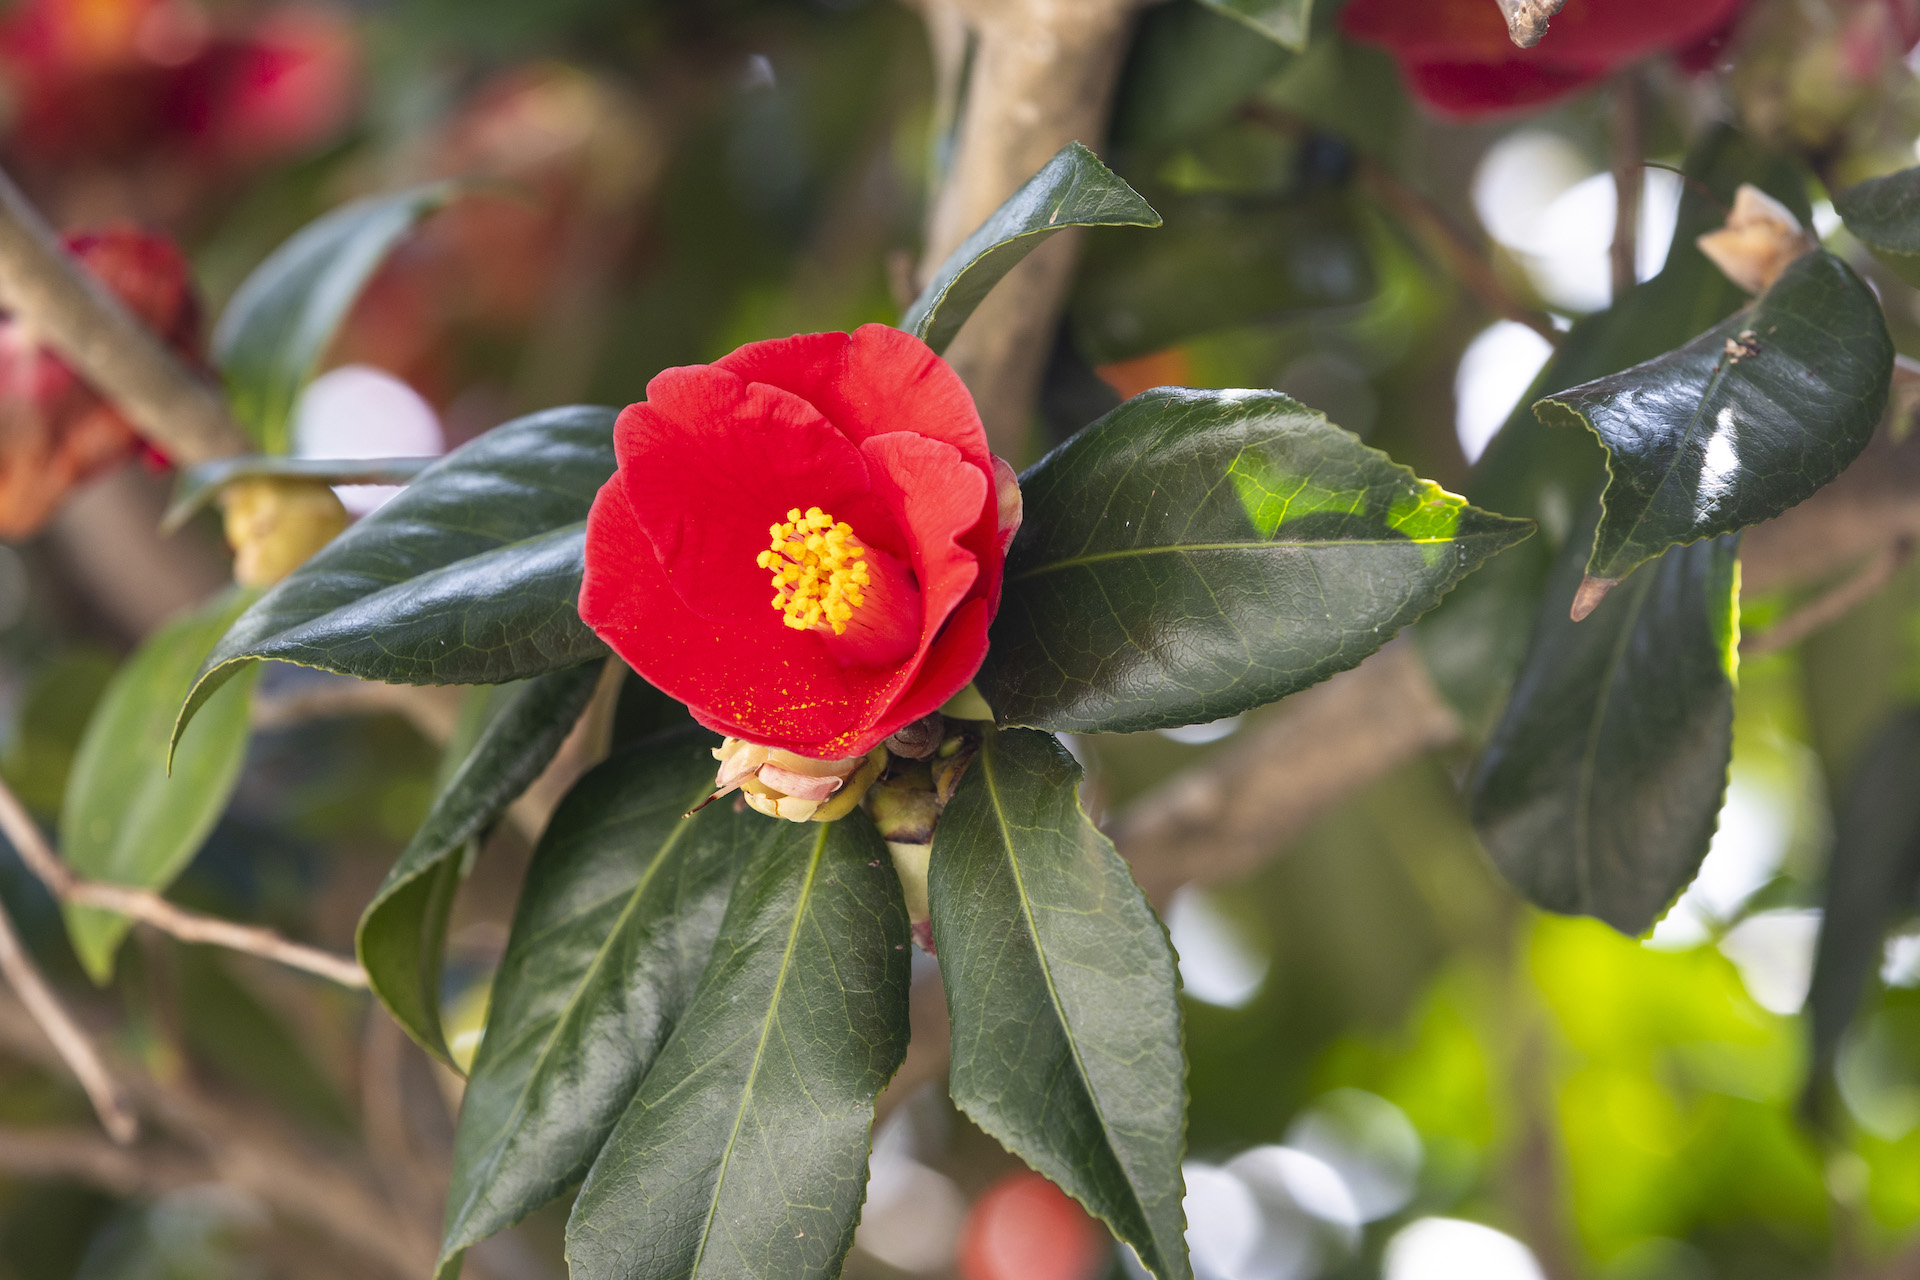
[219,476,349,588]
[882,713,944,760]
[1696,184,1815,295]
[709,738,886,823]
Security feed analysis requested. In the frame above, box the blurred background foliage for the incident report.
[3,0,1920,1277]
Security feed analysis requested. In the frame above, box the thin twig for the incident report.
[0,1125,202,1196]
[1742,538,1916,657]
[0,165,246,465]
[0,777,367,989]
[0,891,138,1141]
[1241,102,1561,345]
[1609,73,1643,301]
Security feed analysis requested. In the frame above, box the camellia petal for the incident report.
[580,326,1003,759]
[1343,0,1753,117]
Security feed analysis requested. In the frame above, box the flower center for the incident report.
[757,506,871,635]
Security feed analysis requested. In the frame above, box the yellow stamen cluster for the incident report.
[757,506,869,634]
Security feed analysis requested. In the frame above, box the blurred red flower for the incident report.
[957,1172,1107,1280]
[0,226,201,538]
[580,325,1007,759]
[0,0,355,167]
[1341,0,1751,116]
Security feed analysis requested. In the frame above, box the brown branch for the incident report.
[1609,73,1643,302]
[0,775,367,989]
[1114,640,1461,905]
[1742,537,1915,657]
[0,165,246,465]
[0,1125,202,1196]
[0,888,139,1142]
[252,677,465,746]
[910,0,1146,458]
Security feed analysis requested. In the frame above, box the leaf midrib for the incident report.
[688,821,830,1279]
[978,740,1154,1254]
[1006,535,1482,584]
[444,772,714,1250]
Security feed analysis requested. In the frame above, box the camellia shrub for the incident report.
[10,0,1920,1277]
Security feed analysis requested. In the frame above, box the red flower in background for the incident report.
[0,0,355,168]
[581,325,1011,759]
[1342,0,1751,117]
[0,226,201,538]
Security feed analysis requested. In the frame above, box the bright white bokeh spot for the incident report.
[1812,199,1842,242]
[1649,775,1794,949]
[1472,131,1592,251]
[1167,885,1270,1009]
[1384,1218,1546,1280]
[1719,908,1823,1015]
[855,1113,967,1273]
[1285,1089,1423,1222]
[1184,1162,1264,1280]
[1454,322,1554,465]
[1883,929,1920,987]
[293,364,445,514]
[1160,716,1243,745]
[1472,130,1683,313]
[1227,1146,1360,1232]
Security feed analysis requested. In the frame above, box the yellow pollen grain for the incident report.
[756,506,870,635]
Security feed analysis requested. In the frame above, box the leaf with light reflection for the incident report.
[1536,249,1890,593]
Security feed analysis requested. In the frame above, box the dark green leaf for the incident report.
[903,142,1160,354]
[359,661,606,1064]
[930,727,1188,1280]
[1807,710,1920,1083]
[1833,164,1920,287]
[1071,192,1373,365]
[1470,509,1740,936]
[1538,249,1891,585]
[163,455,438,534]
[441,732,755,1261]
[1111,1,1292,153]
[59,592,261,982]
[175,406,615,750]
[1195,0,1313,51]
[1418,126,1809,730]
[213,184,456,454]
[564,810,910,1280]
[977,388,1532,734]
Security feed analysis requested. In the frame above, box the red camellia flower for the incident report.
[580,324,1011,760]
[1342,0,1752,117]
[0,225,201,538]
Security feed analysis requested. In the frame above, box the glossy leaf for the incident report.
[164,455,437,534]
[902,142,1160,354]
[564,810,910,1280]
[441,733,755,1261]
[1071,192,1373,365]
[1470,513,1741,936]
[1539,249,1891,585]
[930,727,1189,1280]
[1833,164,1920,287]
[175,406,616,749]
[213,184,456,454]
[1418,126,1809,730]
[1195,0,1313,51]
[976,387,1532,734]
[359,661,605,1064]
[59,592,261,982]
[1807,710,1920,1083]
